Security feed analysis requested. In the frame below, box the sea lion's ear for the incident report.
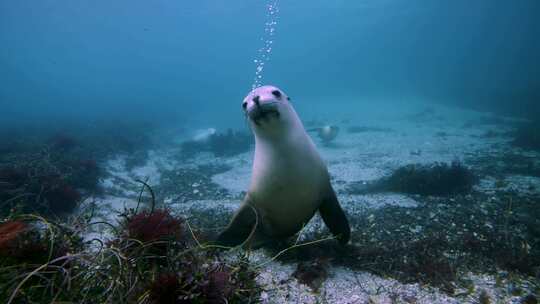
[216,202,258,248]
[318,186,351,245]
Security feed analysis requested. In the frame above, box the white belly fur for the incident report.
[249,128,328,236]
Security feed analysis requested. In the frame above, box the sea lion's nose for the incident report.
[253,95,261,107]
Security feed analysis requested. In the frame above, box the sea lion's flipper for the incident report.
[216,203,259,248]
[244,230,275,249]
[318,187,351,245]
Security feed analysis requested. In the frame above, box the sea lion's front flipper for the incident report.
[216,203,260,248]
[318,187,351,245]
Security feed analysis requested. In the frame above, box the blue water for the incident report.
[1,0,539,127]
[1,2,540,302]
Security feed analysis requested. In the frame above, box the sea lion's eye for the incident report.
[242,101,247,110]
[271,90,282,98]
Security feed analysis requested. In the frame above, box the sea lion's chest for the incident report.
[254,160,324,205]
[249,137,328,231]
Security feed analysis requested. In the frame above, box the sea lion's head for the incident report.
[242,85,298,133]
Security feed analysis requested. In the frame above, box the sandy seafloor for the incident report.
[81,101,539,303]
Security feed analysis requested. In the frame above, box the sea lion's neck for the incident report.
[254,129,308,156]
[253,109,309,153]
[253,119,321,174]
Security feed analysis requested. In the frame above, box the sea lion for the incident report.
[216,85,350,248]
[308,125,340,143]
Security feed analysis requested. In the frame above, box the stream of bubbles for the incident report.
[251,0,280,90]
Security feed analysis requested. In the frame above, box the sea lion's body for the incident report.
[250,123,328,237]
[216,85,350,248]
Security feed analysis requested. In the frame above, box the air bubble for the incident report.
[251,0,280,90]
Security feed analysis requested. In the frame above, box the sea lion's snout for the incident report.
[246,103,280,124]
[243,85,289,125]
[253,95,261,107]
[243,95,277,113]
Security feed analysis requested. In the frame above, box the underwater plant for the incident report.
[0,137,105,217]
[148,272,182,303]
[89,183,261,303]
[72,158,102,191]
[146,262,257,304]
[208,129,253,157]
[43,181,82,213]
[348,161,477,196]
[0,164,84,216]
[478,289,492,304]
[0,218,81,266]
[274,193,538,295]
[513,120,540,152]
[0,220,34,260]
[71,120,156,161]
[0,216,85,303]
[180,139,206,158]
[0,167,27,206]
[1,202,260,303]
[521,294,539,304]
[180,129,253,158]
[48,133,79,151]
[292,259,329,291]
[125,209,185,247]
[386,161,476,195]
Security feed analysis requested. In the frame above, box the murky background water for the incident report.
[1,1,539,303]
[1,1,539,127]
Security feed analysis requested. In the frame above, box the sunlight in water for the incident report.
[251,0,279,90]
